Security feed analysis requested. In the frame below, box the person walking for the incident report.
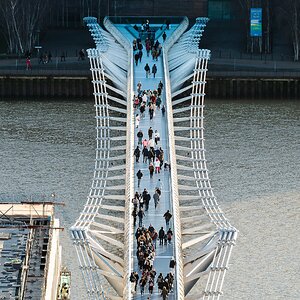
[140,103,146,118]
[130,272,139,293]
[155,178,162,191]
[139,195,144,208]
[148,278,154,294]
[163,210,172,227]
[134,52,140,66]
[134,146,141,163]
[135,114,140,128]
[132,197,139,210]
[139,49,143,62]
[153,191,160,208]
[169,257,176,274]
[156,96,162,109]
[149,162,154,178]
[167,228,173,245]
[136,170,143,188]
[151,229,158,248]
[137,81,142,93]
[142,138,148,148]
[161,286,169,300]
[152,64,157,78]
[158,227,165,245]
[158,80,164,90]
[78,49,85,60]
[148,127,154,139]
[154,157,161,173]
[144,63,150,78]
[161,105,166,116]
[154,130,160,145]
[162,31,167,42]
[137,130,143,145]
[138,207,145,227]
[142,92,147,105]
[142,146,149,163]
[26,57,32,70]
[149,106,154,120]
[139,276,147,295]
[143,189,150,211]
[132,208,137,227]
[145,191,151,210]
[148,146,155,162]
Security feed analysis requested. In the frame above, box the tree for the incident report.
[0,0,51,54]
[275,0,300,61]
[237,0,271,53]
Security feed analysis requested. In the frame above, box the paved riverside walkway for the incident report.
[116,24,178,299]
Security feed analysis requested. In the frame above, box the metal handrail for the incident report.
[162,16,189,300]
[104,17,134,300]
[165,17,238,298]
[163,17,189,52]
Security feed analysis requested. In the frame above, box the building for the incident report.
[0,202,62,300]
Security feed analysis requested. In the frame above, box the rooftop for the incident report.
[0,203,60,300]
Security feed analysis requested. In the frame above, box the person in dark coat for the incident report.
[140,103,146,117]
[134,146,141,162]
[165,19,170,30]
[153,191,159,208]
[158,80,164,90]
[132,209,137,227]
[163,210,172,227]
[142,146,149,163]
[161,105,166,116]
[139,49,143,62]
[134,52,140,66]
[137,130,143,145]
[169,256,176,273]
[149,106,154,120]
[138,208,145,227]
[148,127,153,139]
[158,227,165,245]
[148,163,154,178]
[144,63,150,78]
[136,170,143,187]
[149,147,155,163]
[152,64,157,78]
[143,189,150,211]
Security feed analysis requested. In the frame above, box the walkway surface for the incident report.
[116,24,177,299]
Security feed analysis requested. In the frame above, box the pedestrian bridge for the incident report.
[70,16,237,300]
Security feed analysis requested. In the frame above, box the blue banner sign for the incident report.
[250,8,262,37]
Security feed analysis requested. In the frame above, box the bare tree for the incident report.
[275,0,300,60]
[0,0,50,54]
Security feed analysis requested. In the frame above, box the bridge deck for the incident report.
[116,24,178,299]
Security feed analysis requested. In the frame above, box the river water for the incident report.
[0,98,299,299]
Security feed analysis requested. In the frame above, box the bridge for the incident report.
[70,16,237,300]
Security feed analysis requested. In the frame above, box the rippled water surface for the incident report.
[0,99,299,299]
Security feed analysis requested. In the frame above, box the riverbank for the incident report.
[0,73,299,99]
[0,56,300,99]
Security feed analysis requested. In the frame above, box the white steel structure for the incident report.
[71,16,237,300]
[70,16,134,300]
[164,17,238,299]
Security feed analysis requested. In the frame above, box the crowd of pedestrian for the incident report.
[133,31,163,74]
[130,19,175,299]
[130,223,176,298]
[39,51,53,64]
